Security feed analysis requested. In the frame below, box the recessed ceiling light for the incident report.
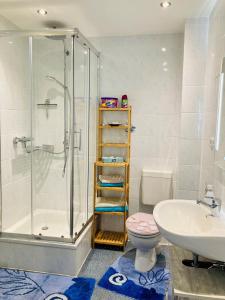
[161,47,167,52]
[163,67,168,72]
[37,9,47,16]
[163,61,168,66]
[160,2,172,8]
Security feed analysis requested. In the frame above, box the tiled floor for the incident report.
[79,246,133,300]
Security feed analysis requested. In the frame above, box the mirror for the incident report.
[215,57,225,159]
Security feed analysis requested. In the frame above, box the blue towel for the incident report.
[99,182,123,187]
[95,206,128,212]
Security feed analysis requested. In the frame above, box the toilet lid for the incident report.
[126,213,159,236]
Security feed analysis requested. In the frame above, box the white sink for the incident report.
[153,199,225,262]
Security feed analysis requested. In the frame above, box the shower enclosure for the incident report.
[0,29,99,243]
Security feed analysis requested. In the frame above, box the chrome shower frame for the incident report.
[0,28,100,244]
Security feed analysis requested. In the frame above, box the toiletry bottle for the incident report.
[204,184,214,204]
[121,95,128,108]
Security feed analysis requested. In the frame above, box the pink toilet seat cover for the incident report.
[126,212,159,236]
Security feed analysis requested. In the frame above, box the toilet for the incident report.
[126,170,172,272]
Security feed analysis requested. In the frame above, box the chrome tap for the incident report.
[197,185,221,216]
[197,197,221,209]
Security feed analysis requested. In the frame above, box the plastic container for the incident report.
[102,156,116,163]
[101,97,118,108]
[102,156,124,163]
[121,95,128,108]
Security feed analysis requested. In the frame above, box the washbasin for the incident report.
[153,199,225,262]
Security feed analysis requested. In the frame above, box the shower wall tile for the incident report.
[2,177,31,230]
[0,16,31,231]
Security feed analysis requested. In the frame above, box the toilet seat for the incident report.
[126,212,159,237]
[127,229,160,239]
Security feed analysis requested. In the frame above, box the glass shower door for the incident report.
[31,35,73,240]
[73,40,90,235]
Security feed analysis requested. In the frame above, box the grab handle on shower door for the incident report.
[74,129,82,151]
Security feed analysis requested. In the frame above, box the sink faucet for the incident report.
[197,196,221,209]
[197,185,221,216]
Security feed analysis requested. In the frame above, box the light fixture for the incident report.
[37,9,47,16]
[163,67,168,72]
[163,61,168,66]
[161,47,167,52]
[160,1,171,8]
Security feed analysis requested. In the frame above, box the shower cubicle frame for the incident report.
[0,28,100,244]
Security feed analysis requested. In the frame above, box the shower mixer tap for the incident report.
[13,136,32,145]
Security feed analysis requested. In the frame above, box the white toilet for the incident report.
[126,170,172,272]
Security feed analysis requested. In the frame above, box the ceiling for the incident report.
[0,0,217,37]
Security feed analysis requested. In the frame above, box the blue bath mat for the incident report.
[0,268,95,300]
[98,249,171,300]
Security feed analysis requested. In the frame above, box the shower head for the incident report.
[46,75,66,89]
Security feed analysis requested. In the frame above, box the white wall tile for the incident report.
[92,34,183,214]
[180,113,202,139]
[182,19,208,86]
[176,189,199,200]
[179,138,201,165]
[181,86,204,113]
[178,165,200,191]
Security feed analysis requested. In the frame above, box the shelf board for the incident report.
[96,161,128,167]
[94,231,126,246]
[99,107,130,111]
[94,211,125,216]
[99,125,129,129]
[99,143,130,148]
[96,184,127,192]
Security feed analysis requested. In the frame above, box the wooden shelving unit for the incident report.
[92,105,132,250]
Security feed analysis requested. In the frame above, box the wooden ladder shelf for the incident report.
[92,105,132,250]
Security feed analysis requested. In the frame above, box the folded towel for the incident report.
[96,197,125,207]
[99,175,124,184]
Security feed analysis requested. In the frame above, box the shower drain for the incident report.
[41,226,49,230]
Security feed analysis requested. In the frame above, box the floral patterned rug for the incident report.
[0,268,95,300]
[98,248,171,300]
